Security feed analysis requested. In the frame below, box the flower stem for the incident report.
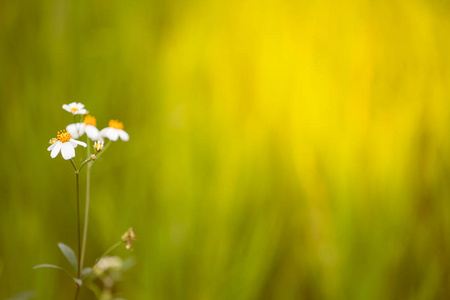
[70,159,77,172]
[74,287,80,300]
[79,157,92,171]
[96,241,123,262]
[80,139,92,278]
[75,171,81,278]
[73,161,82,300]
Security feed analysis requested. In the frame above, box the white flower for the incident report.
[100,120,129,142]
[62,102,87,115]
[66,123,86,139]
[83,115,100,140]
[66,115,101,141]
[47,130,87,160]
[93,256,123,276]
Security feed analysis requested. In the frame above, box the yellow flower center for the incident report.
[94,141,104,151]
[109,120,124,130]
[49,138,57,145]
[83,115,97,126]
[57,130,72,143]
[71,107,79,112]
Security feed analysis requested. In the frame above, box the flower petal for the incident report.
[100,128,119,141]
[47,143,56,151]
[118,130,129,141]
[85,125,100,140]
[66,123,85,139]
[62,104,70,113]
[70,138,87,147]
[50,142,62,158]
[61,143,75,160]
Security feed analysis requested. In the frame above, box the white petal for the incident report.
[50,142,62,158]
[70,140,78,148]
[66,123,85,139]
[61,143,75,160]
[76,108,87,115]
[118,130,129,141]
[85,125,100,140]
[70,138,87,147]
[62,104,70,112]
[47,143,56,151]
[100,128,118,141]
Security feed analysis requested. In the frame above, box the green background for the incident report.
[1,0,450,299]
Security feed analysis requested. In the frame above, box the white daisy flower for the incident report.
[99,120,129,142]
[62,102,87,115]
[47,130,87,160]
[66,122,86,139]
[83,115,100,141]
[66,115,100,140]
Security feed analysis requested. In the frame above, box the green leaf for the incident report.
[33,264,67,272]
[6,290,36,300]
[58,242,78,272]
[34,264,81,286]
[73,278,82,286]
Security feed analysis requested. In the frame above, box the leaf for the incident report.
[34,264,81,286]
[73,278,82,287]
[6,290,36,300]
[58,242,78,272]
[33,264,67,272]
[81,267,92,278]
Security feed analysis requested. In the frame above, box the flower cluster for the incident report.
[48,102,129,160]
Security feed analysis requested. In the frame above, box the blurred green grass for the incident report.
[1,0,450,299]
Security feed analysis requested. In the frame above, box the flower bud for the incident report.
[94,141,104,152]
[121,227,137,251]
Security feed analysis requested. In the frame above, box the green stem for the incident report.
[96,241,123,263]
[73,160,81,300]
[70,159,77,172]
[75,172,81,278]
[74,287,80,300]
[80,138,92,278]
[79,157,92,171]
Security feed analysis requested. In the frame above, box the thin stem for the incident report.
[75,172,81,278]
[79,157,92,172]
[70,159,77,172]
[96,241,123,263]
[80,139,92,277]
[73,164,82,300]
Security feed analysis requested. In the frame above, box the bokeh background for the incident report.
[1,0,450,299]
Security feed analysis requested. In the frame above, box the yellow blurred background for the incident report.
[1,0,450,299]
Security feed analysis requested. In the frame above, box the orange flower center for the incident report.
[109,120,124,130]
[71,107,79,112]
[57,130,72,143]
[83,115,97,126]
